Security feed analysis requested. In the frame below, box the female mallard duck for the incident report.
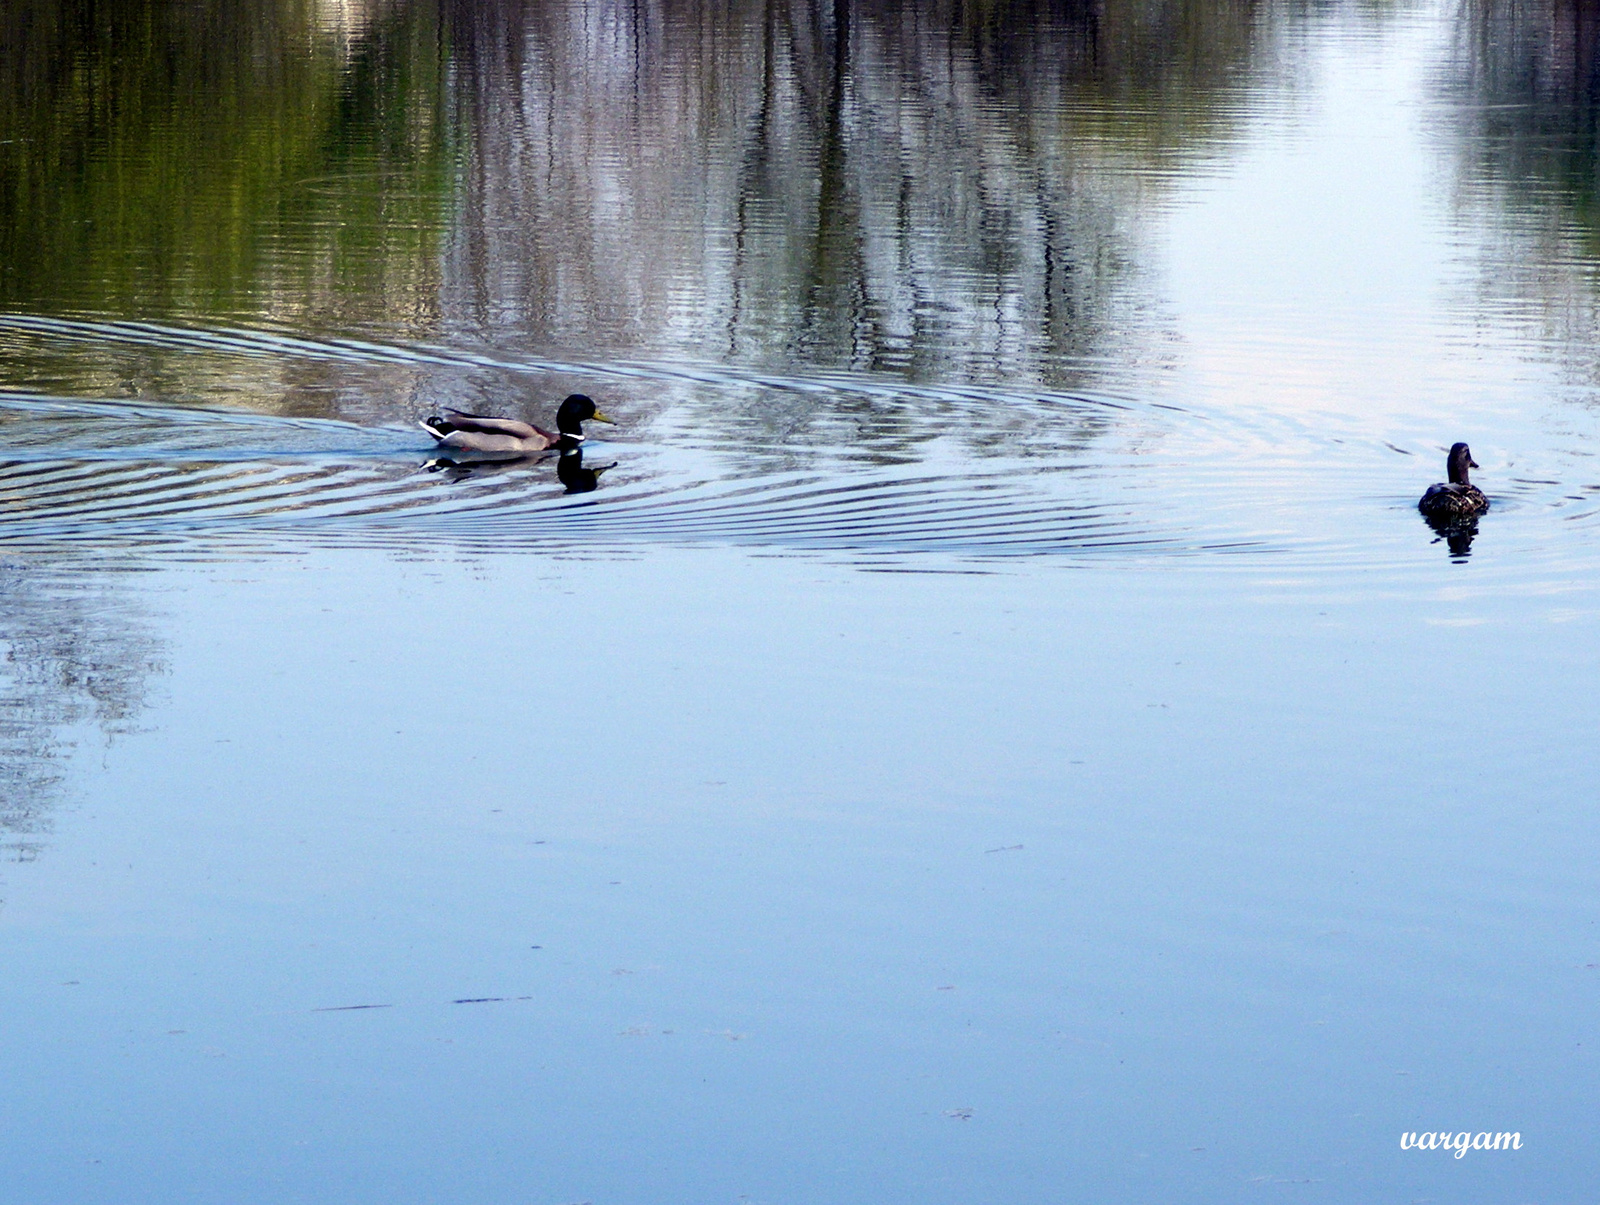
[1418,442,1488,518]
[420,393,614,456]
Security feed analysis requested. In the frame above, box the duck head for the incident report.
[555,393,616,439]
[1447,442,1479,484]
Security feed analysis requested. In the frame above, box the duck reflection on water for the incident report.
[424,443,617,494]
[555,446,616,493]
[1422,510,1480,559]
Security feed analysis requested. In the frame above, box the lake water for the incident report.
[3,0,1598,1200]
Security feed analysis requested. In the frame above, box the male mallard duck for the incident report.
[1418,442,1488,518]
[420,393,614,456]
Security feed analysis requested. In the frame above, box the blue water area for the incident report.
[2,0,1598,1201]
[4,545,1593,1203]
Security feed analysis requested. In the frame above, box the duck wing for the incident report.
[442,409,544,440]
[1419,481,1488,516]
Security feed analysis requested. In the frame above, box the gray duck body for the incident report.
[420,394,613,456]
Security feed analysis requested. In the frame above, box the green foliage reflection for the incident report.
[0,0,456,322]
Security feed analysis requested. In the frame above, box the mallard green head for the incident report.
[555,393,615,437]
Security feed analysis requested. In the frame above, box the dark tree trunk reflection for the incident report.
[438,0,1272,388]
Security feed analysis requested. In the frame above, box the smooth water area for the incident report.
[2,1,1598,1200]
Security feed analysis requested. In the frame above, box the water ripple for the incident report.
[0,390,1220,561]
[0,313,1169,420]
[6,319,1600,573]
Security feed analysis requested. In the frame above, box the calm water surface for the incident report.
[3,1,1598,1201]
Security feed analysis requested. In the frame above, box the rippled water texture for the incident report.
[3,1,1599,1202]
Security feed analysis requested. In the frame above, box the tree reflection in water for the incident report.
[0,0,1290,867]
[441,0,1275,390]
[0,0,1293,475]
[1444,0,1600,380]
[0,558,162,876]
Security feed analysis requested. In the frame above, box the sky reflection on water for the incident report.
[3,1,1600,1202]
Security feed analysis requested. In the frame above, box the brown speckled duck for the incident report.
[1418,442,1488,519]
[420,393,614,456]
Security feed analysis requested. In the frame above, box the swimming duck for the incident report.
[420,393,614,456]
[1418,442,1488,518]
